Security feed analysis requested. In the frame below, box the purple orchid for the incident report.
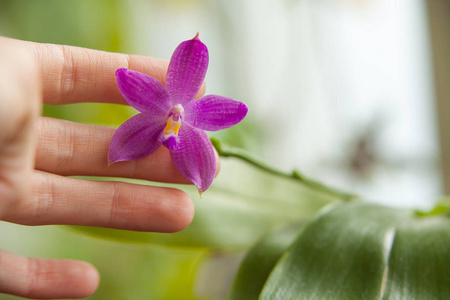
[108,33,248,192]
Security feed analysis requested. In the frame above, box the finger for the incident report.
[9,37,206,104]
[35,116,220,183]
[0,249,99,299]
[4,171,194,233]
[30,39,168,105]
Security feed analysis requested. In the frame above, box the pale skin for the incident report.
[0,37,215,299]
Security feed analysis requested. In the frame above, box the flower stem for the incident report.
[210,138,357,201]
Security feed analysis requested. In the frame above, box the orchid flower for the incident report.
[108,33,248,192]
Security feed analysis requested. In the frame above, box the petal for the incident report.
[166,34,209,106]
[170,124,216,192]
[184,95,248,131]
[116,68,171,115]
[108,113,165,163]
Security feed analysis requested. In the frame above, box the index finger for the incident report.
[26,40,169,105]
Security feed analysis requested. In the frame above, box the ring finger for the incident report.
[3,170,194,232]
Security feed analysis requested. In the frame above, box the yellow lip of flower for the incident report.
[163,104,183,137]
[161,104,184,150]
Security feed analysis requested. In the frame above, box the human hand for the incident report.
[0,37,212,299]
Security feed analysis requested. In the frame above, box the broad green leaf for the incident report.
[382,216,450,299]
[260,202,412,300]
[227,222,307,300]
[72,158,340,250]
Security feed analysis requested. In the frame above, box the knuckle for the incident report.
[109,181,122,227]
[24,257,40,297]
[0,174,32,221]
[58,45,76,98]
[54,122,76,172]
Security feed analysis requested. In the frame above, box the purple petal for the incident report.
[166,34,209,106]
[184,95,248,131]
[170,124,216,192]
[116,68,171,115]
[108,113,165,163]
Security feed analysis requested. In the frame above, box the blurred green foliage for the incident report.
[1,0,124,49]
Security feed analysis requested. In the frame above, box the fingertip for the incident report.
[46,259,100,299]
[18,257,100,299]
[75,261,101,297]
[162,188,195,233]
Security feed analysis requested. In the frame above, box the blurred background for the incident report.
[0,0,449,299]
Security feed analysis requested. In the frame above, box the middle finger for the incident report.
[35,116,192,184]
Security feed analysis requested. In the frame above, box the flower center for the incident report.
[162,104,184,150]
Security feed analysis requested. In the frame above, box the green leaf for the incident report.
[227,222,307,300]
[415,199,450,217]
[382,216,450,299]
[260,202,412,300]
[72,158,339,250]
